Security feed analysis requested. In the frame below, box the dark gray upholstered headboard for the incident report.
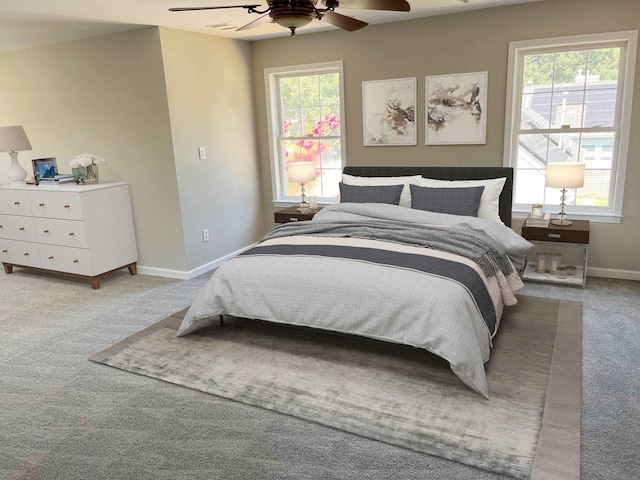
[342,166,514,227]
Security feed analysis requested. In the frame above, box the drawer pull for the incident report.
[548,234,561,239]
[68,232,75,236]
[0,225,3,228]
[64,205,70,209]
[2,249,7,253]
[73,259,79,263]
[24,252,29,256]
[14,201,20,205]
[44,230,49,233]
[39,203,45,207]
[48,256,54,260]
[19,227,25,231]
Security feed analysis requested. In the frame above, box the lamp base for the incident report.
[297,201,310,213]
[551,218,573,226]
[7,151,28,185]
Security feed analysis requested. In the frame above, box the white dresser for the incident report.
[0,182,138,289]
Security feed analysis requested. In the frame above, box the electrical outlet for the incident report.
[198,147,207,160]
[202,229,209,242]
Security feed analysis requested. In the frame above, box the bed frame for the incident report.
[342,166,514,227]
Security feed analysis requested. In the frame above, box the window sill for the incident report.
[273,200,338,209]
[512,210,622,224]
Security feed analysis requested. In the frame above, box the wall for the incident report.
[158,28,264,274]
[0,26,264,278]
[0,28,188,273]
[250,0,640,277]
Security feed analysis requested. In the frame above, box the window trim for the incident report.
[503,30,638,223]
[264,61,346,206]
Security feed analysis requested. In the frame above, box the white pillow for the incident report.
[414,177,507,223]
[342,174,423,208]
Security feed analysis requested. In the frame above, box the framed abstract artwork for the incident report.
[425,72,488,145]
[362,77,417,146]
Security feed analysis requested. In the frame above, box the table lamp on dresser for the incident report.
[0,125,32,185]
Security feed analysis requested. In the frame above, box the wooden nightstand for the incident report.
[274,206,322,224]
[521,219,590,288]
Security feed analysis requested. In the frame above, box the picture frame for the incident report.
[31,158,58,185]
[362,77,417,146]
[425,71,488,145]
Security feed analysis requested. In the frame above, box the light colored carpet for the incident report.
[90,295,582,479]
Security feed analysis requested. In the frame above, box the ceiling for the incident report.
[0,0,543,54]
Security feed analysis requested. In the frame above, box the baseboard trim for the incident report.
[137,243,259,281]
[138,253,640,283]
[587,267,640,282]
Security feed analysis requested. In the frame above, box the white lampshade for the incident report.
[288,162,316,183]
[545,162,585,189]
[0,125,32,185]
[0,126,32,152]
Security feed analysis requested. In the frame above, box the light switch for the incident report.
[198,147,207,160]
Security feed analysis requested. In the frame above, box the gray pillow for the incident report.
[410,185,485,217]
[339,183,404,205]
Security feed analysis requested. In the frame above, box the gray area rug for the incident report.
[90,295,582,479]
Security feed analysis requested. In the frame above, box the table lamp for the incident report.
[0,126,32,185]
[545,161,585,226]
[288,161,316,211]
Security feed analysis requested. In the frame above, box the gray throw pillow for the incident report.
[410,185,485,217]
[339,183,404,205]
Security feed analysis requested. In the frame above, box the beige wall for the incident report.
[0,26,264,277]
[250,0,640,276]
[158,28,264,273]
[0,28,188,272]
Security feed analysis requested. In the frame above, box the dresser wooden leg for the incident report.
[3,264,13,274]
[91,277,100,289]
[127,262,137,276]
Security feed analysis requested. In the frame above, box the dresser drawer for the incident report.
[0,214,38,242]
[38,244,93,275]
[0,239,42,268]
[0,190,33,216]
[30,191,84,220]
[34,217,89,248]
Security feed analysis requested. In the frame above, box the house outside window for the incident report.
[503,31,638,223]
[265,61,346,205]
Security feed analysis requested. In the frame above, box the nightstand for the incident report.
[274,206,323,224]
[521,219,590,288]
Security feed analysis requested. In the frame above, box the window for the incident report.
[504,31,637,222]
[265,61,346,204]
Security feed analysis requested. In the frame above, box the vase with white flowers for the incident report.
[69,154,106,184]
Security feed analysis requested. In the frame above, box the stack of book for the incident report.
[38,174,75,185]
[525,213,551,228]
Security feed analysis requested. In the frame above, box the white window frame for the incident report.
[264,61,346,206]
[503,31,638,223]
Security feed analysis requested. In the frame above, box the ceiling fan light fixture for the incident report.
[273,13,314,34]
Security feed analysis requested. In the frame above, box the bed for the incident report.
[177,166,533,398]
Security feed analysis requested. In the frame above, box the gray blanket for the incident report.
[263,219,514,278]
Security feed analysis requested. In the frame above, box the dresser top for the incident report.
[0,182,128,192]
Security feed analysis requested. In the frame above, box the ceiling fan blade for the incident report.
[236,13,271,31]
[326,0,410,12]
[169,5,261,12]
[322,11,368,31]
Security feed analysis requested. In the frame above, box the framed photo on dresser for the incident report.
[31,157,58,185]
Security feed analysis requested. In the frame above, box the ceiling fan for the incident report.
[169,0,411,37]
